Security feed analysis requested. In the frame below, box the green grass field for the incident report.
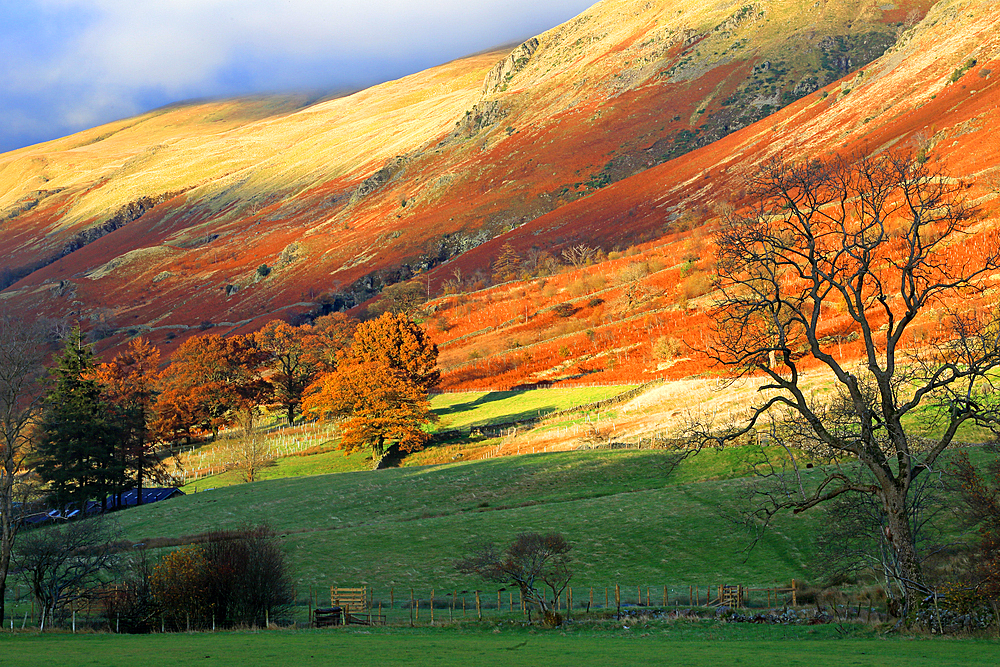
[116,448,826,595]
[180,385,638,491]
[430,385,638,431]
[1,624,998,667]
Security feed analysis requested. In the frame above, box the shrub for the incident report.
[103,548,159,634]
[256,264,271,278]
[552,303,577,317]
[151,525,294,629]
[652,336,683,360]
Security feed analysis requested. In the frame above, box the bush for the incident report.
[552,303,577,318]
[652,336,683,360]
[151,525,294,629]
[103,548,159,633]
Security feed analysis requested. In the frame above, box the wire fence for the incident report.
[2,581,817,633]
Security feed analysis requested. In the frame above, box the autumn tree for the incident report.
[456,532,572,626]
[33,327,122,511]
[303,360,435,467]
[307,312,357,373]
[493,242,522,283]
[94,337,162,505]
[256,320,317,425]
[688,149,1000,617]
[350,311,439,392]
[371,280,427,316]
[0,313,46,628]
[154,333,269,443]
[303,312,438,468]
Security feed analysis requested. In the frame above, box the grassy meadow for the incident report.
[3,624,1000,667]
[4,383,999,664]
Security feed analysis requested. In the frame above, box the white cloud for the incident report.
[1,0,595,150]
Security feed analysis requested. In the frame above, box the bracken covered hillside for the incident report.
[1,0,996,381]
[422,0,1000,390]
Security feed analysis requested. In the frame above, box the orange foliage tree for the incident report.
[94,337,161,504]
[256,320,317,426]
[153,333,269,443]
[303,312,439,467]
[350,311,440,392]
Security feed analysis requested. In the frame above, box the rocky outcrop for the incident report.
[60,191,181,258]
[481,37,540,97]
[351,155,410,203]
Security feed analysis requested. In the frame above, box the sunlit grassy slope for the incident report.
[116,443,999,595]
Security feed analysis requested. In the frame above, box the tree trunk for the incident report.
[1,479,12,627]
[0,523,10,627]
[137,459,143,506]
[882,486,923,615]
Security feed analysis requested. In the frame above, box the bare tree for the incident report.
[0,313,46,627]
[561,244,596,268]
[14,517,121,630]
[687,149,1000,616]
[615,262,650,312]
[456,532,572,625]
[229,408,273,483]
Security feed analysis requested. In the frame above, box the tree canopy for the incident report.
[33,327,121,511]
[688,149,1000,616]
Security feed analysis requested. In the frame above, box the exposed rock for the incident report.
[60,191,181,258]
[481,37,540,97]
[351,155,410,203]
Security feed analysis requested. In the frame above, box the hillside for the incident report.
[0,0,956,363]
[422,0,1000,390]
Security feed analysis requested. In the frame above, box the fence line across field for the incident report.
[3,580,812,632]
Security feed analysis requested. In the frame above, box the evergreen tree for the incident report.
[33,327,122,511]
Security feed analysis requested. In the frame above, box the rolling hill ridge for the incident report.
[1,0,996,384]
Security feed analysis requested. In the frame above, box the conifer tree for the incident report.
[33,327,122,511]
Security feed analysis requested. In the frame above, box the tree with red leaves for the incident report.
[154,333,269,443]
[256,320,317,426]
[94,337,162,505]
[350,312,439,393]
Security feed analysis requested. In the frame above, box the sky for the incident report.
[0,0,597,153]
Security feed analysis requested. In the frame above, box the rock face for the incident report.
[481,37,540,97]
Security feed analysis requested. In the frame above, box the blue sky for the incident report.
[0,0,596,153]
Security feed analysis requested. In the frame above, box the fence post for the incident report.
[615,584,620,618]
[792,579,797,607]
[430,590,434,625]
[476,590,482,620]
[409,589,414,627]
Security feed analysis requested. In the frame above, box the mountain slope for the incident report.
[0,0,943,354]
[420,0,1000,390]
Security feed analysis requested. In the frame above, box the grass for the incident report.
[430,385,639,431]
[180,385,639,490]
[1,623,998,667]
[115,448,824,593]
